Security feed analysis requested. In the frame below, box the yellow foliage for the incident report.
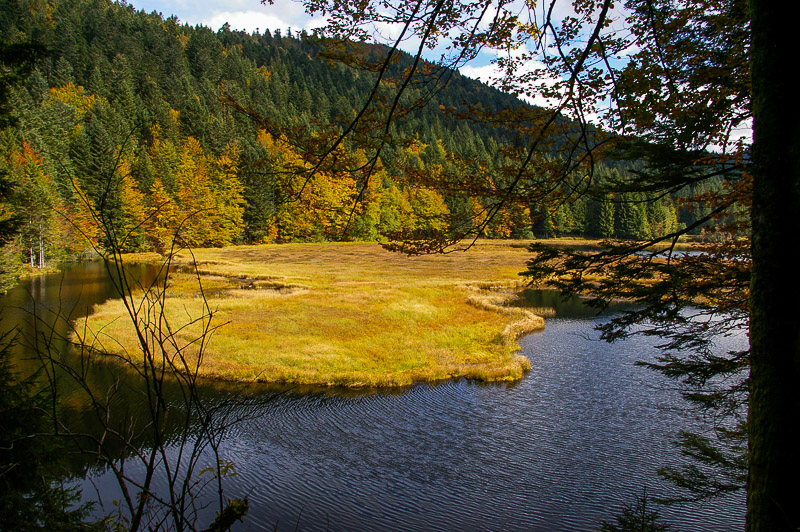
[405,186,450,233]
[169,108,181,127]
[144,177,178,253]
[62,180,101,254]
[145,137,245,249]
[177,32,189,49]
[265,133,360,241]
[48,82,98,120]
[117,168,147,252]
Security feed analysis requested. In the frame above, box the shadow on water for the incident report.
[511,288,633,320]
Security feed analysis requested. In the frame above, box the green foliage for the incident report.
[0,31,47,288]
[0,40,47,128]
[200,498,249,532]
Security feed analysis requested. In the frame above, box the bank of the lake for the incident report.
[79,241,545,386]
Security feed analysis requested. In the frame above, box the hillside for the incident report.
[0,0,704,281]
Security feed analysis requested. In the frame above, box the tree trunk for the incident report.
[28,217,34,267]
[747,0,800,530]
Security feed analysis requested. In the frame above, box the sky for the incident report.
[126,0,332,40]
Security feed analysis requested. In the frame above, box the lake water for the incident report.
[1,264,746,531]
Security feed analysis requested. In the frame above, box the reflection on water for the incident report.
[0,262,158,374]
[0,262,174,469]
[1,265,746,531]
[510,288,627,319]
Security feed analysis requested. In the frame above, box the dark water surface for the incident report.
[0,262,158,375]
[2,265,746,531]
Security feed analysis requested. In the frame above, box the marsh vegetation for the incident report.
[79,241,544,387]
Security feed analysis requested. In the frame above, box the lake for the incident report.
[1,263,746,531]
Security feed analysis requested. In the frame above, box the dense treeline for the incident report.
[0,0,713,281]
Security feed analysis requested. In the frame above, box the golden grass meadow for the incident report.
[80,240,551,387]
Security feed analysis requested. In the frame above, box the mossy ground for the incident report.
[84,241,546,387]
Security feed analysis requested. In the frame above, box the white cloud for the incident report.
[459,54,562,110]
[128,0,323,34]
[458,63,497,83]
[372,20,407,42]
[203,10,289,33]
[204,0,325,33]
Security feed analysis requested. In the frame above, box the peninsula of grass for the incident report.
[81,241,547,387]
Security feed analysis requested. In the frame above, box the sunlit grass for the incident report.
[82,241,543,387]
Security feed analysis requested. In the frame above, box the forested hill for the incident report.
[0,0,712,278]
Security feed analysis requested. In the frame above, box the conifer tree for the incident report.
[10,142,60,267]
[597,200,615,239]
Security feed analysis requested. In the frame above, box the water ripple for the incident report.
[208,316,745,531]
